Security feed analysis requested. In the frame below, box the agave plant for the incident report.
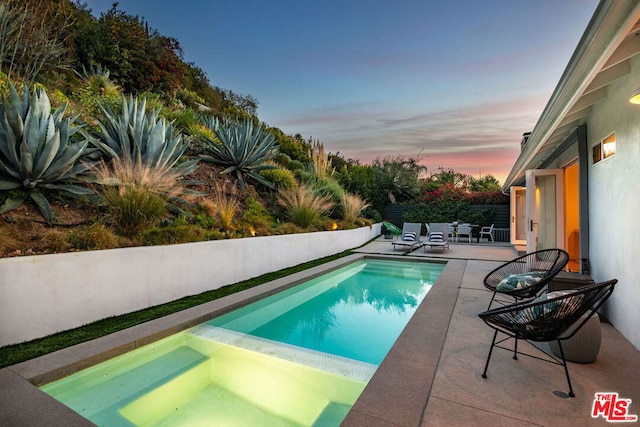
[74,64,122,117]
[91,95,199,178]
[201,116,278,191]
[76,64,121,98]
[0,83,96,224]
[91,96,204,214]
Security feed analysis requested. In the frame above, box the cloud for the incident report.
[272,95,548,184]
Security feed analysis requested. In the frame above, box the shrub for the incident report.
[140,224,210,245]
[272,222,304,235]
[162,106,199,133]
[362,207,382,222]
[288,160,304,171]
[240,196,275,234]
[277,184,334,228]
[175,89,205,108]
[273,152,292,167]
[0,228,21,255]
[66,223,119,250]
[403,202,492,227]
[40,230,71,253]
[260,167,297,190]
[465,190,510,205]
[309,176,344,203]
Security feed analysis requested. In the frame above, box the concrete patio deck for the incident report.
[346,236,640,426]
[1,236,638,426]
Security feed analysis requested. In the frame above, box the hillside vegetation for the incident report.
[0,0,507,257]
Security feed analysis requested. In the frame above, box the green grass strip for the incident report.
[0,250,353,369]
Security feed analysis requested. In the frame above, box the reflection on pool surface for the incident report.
[207,259,444,364]
[41,258,444,426]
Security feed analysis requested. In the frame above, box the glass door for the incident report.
[525,169,564,253]
[510,186,526,245]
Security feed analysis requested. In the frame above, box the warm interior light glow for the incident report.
[629,86,640,104]
[602,134,616,159]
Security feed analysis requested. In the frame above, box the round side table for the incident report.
[550,313,601,363]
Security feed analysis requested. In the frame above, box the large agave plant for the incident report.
[91,95,199,178]
[201,117,278,190]
[0,83,96,224]
[90,96,203,213]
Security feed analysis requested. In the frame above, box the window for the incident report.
[593,133,616,164]
[592,143,602,163]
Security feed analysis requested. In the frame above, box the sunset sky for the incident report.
[82,0,600,184]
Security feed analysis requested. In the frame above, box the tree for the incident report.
[224,90,258,116]
[267,128,310,163]
[140,31,185,95]
[372,156,426,205]
[469,174,501,192]
[183,62,226,113]
[74,3,185,96]
[425,167,469,191]
[0,0,76,82]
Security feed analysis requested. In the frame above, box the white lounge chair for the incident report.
[424,223,450,251]
[392,222,423,251]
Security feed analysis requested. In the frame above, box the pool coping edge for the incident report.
[1,253,460,426]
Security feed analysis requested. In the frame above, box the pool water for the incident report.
[207,259,443,365]
[41,258,444,426]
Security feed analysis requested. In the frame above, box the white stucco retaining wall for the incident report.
[0,224,380,347]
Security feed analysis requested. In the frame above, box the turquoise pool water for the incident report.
[207,259,443,364]
[41,258,444,426]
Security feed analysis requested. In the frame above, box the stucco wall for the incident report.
[585,55,640,350]
[0,224,380,347]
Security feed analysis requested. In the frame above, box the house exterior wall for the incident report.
[0,224,380,347]
[584,54,640,349]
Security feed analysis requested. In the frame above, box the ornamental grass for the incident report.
[277,184,334,228]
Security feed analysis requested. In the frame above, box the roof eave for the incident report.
[502,0,640,191]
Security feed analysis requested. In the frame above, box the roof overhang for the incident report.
[502,0,640,191]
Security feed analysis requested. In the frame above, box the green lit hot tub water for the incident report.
[41,259,444,426]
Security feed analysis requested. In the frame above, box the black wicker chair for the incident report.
[484,249,569,309]
[478,279,617,397]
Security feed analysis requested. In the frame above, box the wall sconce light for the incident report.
[629,86,640,104]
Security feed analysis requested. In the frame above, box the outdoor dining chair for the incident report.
[456,224,472,243]
[478,279,617,397]
[479,224,495,242]
[483,249,569,309]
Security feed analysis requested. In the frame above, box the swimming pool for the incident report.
[41,258,444,426]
